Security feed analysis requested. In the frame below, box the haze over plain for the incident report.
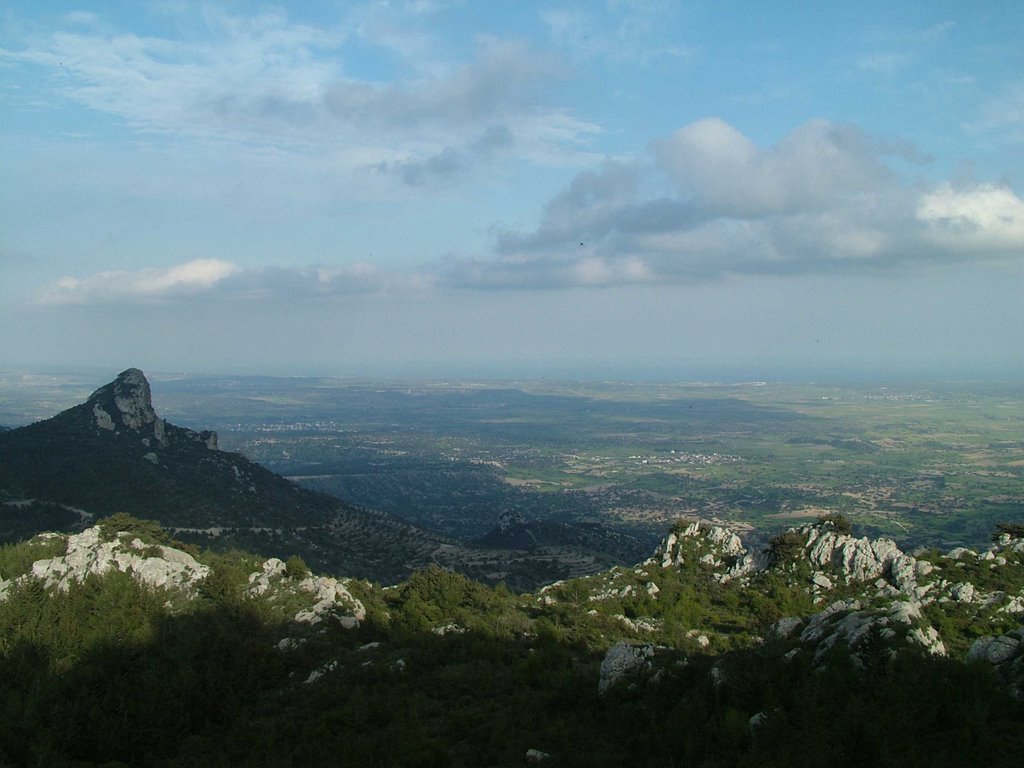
[2,1,1023,380]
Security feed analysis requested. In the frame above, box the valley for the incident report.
[125,375,1024,551]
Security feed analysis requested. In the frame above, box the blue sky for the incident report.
[2,1,1023,380]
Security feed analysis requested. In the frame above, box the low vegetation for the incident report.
[1,516,1023,766]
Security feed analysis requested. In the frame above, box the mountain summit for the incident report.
[88,367,160,433]
[83,367,217,450]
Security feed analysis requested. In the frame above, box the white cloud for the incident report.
[918,183,1024,252]
[452,119,1024,288]
[27,118,1024,303]
[653,118,893,217]
[40,259,240,305]
[36,259,433,306]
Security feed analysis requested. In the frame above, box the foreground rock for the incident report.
[0,525,209,599]
[599,641,655,694]
[0,523,364,633]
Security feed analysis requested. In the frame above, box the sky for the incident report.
[2,1,1023,381]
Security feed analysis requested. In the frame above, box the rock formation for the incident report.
[599,641,654,694]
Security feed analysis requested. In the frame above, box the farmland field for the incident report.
[2,373,1021,550]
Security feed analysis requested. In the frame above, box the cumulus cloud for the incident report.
[918,183,1024,251]
[450,118,1024,288]
[653,118,895,217]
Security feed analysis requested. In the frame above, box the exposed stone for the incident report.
[27,526,208,594]
[293,574,366,627]
[967,629,1024,700]
[803,526,902,582]
[92,404,115,431]
[950,582,976,603]
[245,559,365,628]
[276,637,305,652]
[772,616,805,639]
[812,572,834,590]
[908,626,946,656]
[1000,596,1024,615]
[246,558,288,595]
[749,712,769,732]
[599,641,654,694]
[968,635,1021,665]
[946,547,976,560]
[432,622,467,636]
[304,660,340,685]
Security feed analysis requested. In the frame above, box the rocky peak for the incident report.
[87,368,164,438]
[80,367,220,450]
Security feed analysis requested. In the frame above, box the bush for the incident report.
[96,513,170,545]
[284,555,310,580]
[0,536,66,580]
[819,513,853,535]
[994,522,1024,541]
[769,530,806,563]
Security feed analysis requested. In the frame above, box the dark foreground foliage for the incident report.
[1,567,1023,768]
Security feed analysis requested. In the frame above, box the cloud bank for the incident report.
[449,118,1024,288]
[30,118,1024,306]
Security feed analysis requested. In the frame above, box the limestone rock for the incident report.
[968,630,1024,699]
[599,641,654,694]
[772,616,805,639]
[799,597,945,663]
[802,526,902,583]
[950,582,976,603]
[86,368,168,446]
[27,525,208,594]
[245,559,366,628]
[968,634,1021,665]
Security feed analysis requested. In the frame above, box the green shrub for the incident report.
[994,522,1024,541]
[284,555,310,580]
[819,513,853,535]
[769,530,806,563]
[96,513,171,545]
[0,536,66,580]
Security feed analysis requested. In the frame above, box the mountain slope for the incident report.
[0,368,446,582]
[0,368,683,590]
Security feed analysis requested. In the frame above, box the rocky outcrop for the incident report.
[599,641,654,694]
[16,525,209,595]
[797,597,946,663]
[801,525,903,582]
[84,368,218,452]
[246,557,366,628]
[652,520,769,581]
[87,368,168,445]
[968,628,1024,700]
